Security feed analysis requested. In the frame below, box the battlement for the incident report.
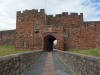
[17,9,83,18]
[17,9,45,16]
[62,12,68,16]
[47,15,53,17]
[54,12,83,17]
[71,13,78,15]
[69,12,83,17]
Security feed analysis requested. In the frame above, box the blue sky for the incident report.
[0,0,100,30]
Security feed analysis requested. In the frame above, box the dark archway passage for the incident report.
[44,35,56,51]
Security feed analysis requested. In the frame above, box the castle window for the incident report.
[35,24,40,30]
[35,23,40,33]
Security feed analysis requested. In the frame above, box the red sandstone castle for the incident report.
[0,9,100,51]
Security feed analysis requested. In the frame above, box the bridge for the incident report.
[23,51,72,75]
[0,49,99,75]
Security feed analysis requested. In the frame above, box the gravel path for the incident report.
[52,52,73,75]
[23,51,73,75]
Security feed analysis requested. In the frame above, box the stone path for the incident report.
[23,52,73,75]
[42,52,56,75]
[23,52,48,75]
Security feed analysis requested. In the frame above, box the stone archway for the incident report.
[44,35,56,51]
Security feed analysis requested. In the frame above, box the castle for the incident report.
[0,9,100,51]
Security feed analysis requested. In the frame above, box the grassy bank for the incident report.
[0,45,27,56]
[69,48,100,57]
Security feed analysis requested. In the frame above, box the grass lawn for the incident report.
[69,48,100,57]
[0,45,27,56]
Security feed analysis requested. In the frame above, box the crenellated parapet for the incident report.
[54,12,83,17]
[17,9,45,17]
[47,15,53,18]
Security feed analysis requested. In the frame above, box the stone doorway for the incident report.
[44,35,56,51]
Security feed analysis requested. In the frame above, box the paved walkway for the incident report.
[42,52,56,75]
[23,52,73,75]
[23,52,48,75]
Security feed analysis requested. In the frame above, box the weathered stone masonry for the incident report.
[0,9,100,50]
[15,9,100,50]
[57,50,100,75]
[0,30,15,45]
[0,51,42,75]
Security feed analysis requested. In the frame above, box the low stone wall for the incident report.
[0,51,43,75]
[57,50,100,75]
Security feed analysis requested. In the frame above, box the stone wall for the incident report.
[0,51,42,75]
[57,50,100,75]
[0,30,15,45]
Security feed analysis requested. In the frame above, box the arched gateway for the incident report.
[15,9,100,51]
[44,35,56,51]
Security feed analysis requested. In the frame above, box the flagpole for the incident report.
[45,0,46,21]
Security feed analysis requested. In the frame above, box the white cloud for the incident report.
[0,0,100,31]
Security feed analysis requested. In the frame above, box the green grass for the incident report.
[0,45,27,56]
[69,48,100,57]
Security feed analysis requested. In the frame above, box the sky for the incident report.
[0,0,100,31]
